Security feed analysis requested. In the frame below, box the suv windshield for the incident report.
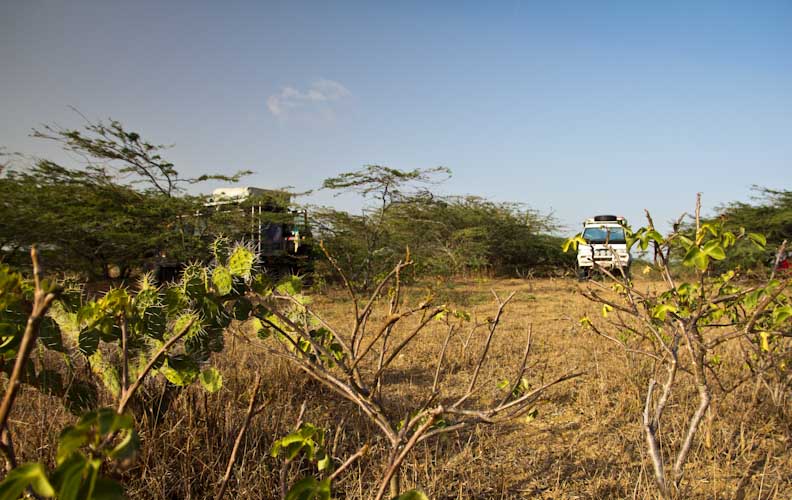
[583,226,626,244]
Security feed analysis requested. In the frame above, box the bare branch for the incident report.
[455,292,515,407]
[0,247,59,471]
[328,444,369,483]
[432,323,456,394]
[498,324,533,408]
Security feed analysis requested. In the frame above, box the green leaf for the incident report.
[652,304,678,321]
[748,232,767,248]
[285,477,331,500]
[702,240,726,260]
[0,462,56,500]
[212,266,233,296]
[95,408,132,436]
[773,304,792,324]
[645,229,664,243]
[228,245,256,278]
[699,222,718,237]
[316,451,333,472]
[57,428,89,465]
[682,246,709,271]
[721,231,736,248]
[160,355,199,386]
[677,235,694,249]
[277,275,304,295]
[199,368,223,393]
[51,453,89,500]
[90,477,125,500]
[562,235,587,253]
[108,429,139,461]
[250,317,271,339]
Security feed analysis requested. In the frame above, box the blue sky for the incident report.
[2,1,791,234]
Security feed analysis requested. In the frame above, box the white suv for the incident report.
[576,215,631,280]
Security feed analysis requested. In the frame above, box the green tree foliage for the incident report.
[319,165,450,288]
[385,195,573,277]
[0,117,252,278]
[703,187,791,271]
[315,166,572,287]
[0,161,190,277]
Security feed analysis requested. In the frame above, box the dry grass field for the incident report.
[10,276,792,499]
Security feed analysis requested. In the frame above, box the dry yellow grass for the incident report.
[7,276,792,499]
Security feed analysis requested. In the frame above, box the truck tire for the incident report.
[593,215,619,222]
[576,265,590,281]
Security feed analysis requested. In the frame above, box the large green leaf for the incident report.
[702,240,726,260]
[682,246,709,271]
[285,477,331,500]
[199,368,223,393]
[773,304,792,324]
[228,245,256,278]
[212,265,233,296]
[0,462,55,500]
[652,304,678,321]
[89,478,125,500]
[561,235,587,253]
[160,355,199,386]
[51,454,88,500]
[748,232,767,248]
[108,428,139,461]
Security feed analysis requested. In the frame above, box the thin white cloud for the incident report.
[267,79,351,117]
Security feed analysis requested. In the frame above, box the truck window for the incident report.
[583,226,626,244]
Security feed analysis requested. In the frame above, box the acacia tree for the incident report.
[0,161,182,277]
[316,166,571,284]
[385,195,571,277]
[32,117,250,198]
[1,115,252,276]
[319,165,450,289]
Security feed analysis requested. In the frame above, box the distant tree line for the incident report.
[0,118,575,283]
[313,165,573,288]
[3,116,786,284]
[0,119,249,278]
